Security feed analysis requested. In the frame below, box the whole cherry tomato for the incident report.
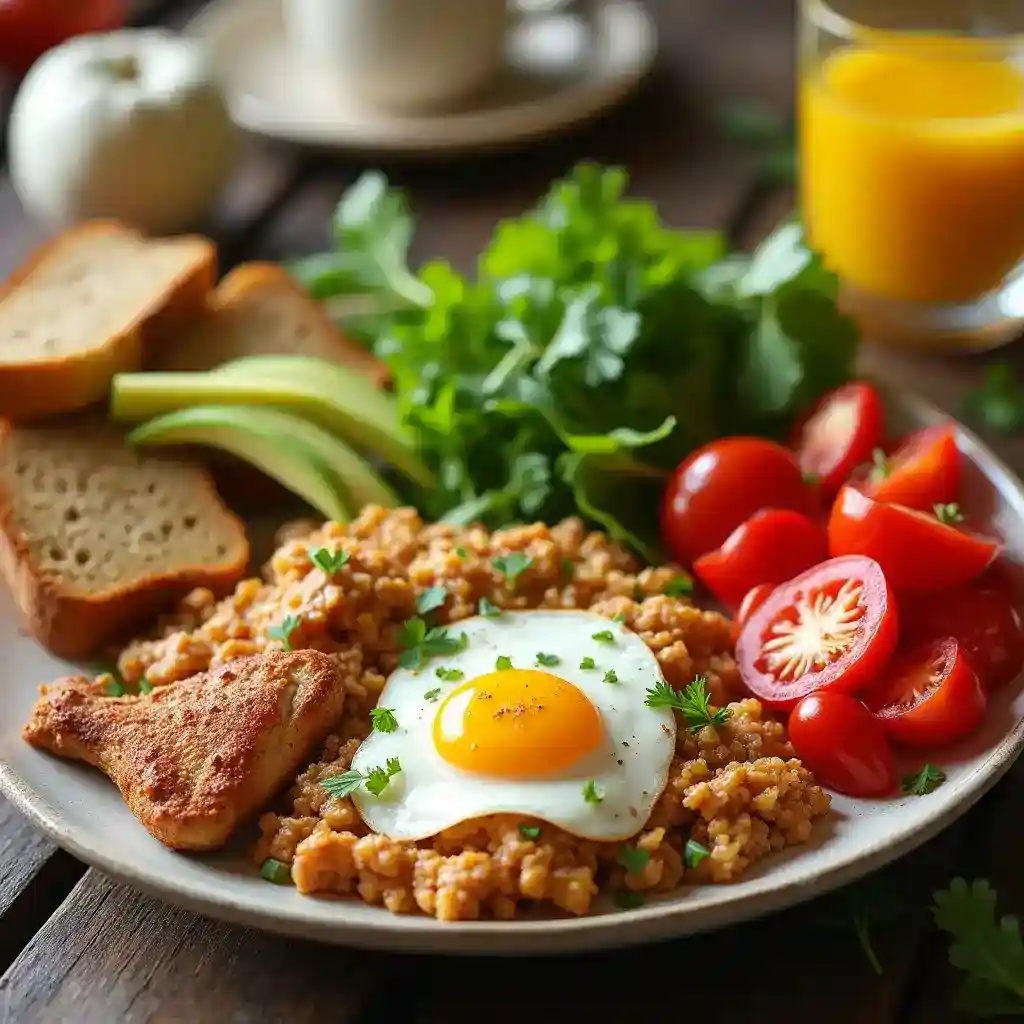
[693,509,829,611]
[736,555,898,709]
[0,0,127,74]
[900,583,1024,690]
[732,583,775,642]
[661,438,817,566]
[790,382,883,500]
[863,637,986,748]
[858,423,960,512]
[828,486,999,592]
[789,691,896,797]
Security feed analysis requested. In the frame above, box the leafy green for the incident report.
[296,165,855,557]
[397,618,468,669]
[717,101,797,187]
[964,364,1024,435]
[645,676,733,732]
[902,764,946,796]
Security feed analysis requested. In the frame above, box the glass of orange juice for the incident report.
[800,0,1024,350]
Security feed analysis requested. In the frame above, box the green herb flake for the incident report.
[613,613,627,624]
[496,655,513,671]
[619,845,651,875]
[309,546,350,575]
[663,577,694,598]
[456,546,468,559]
[416,585,448,616]
[536,652,560,667]
[562,558,575,580]
[580,656,597,670]
[365,757,403,796]
[369,707,399,733]
[614,890,646,910]
[518,824,542,840]
[260,858,292,885]
[105,679,125,697]
[592,630,615,645]
[934,502,965,525]
[435,666,464,682]
[138,678,153,695]
[492,552,534,585]
[321,758,402,799]
[645,676,732,732]
[478,596,502,618]
[398,618,467,669]
[964,363,1024,435]
[424,688,442,702]
[582,779,605,804]
[902,764,946,796]
[684,839,710,869]
[267,613,301,652]
[603,669,619,685]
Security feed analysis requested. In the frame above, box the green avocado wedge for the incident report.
[110,357,434,489]
[127,406,399,521]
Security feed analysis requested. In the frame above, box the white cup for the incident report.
[282,0,597,113]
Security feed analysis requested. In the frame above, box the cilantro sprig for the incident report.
[964,363,1024,435]
[645,676,732,732]
[416,586,447,616]
[309,546,349,575]
[478,597,502,618]
[536,652,560,667]
[492,553,533,586]
[663,576,694,598]
[582,779,605,804]
[321,757,403,799]
[902,764,946,796]
[398,617,468,669]
[369,707,398,733]
[268,614,301,652]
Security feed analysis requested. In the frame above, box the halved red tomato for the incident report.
[789,691,896,797]
[828,486,999,592]
[732,583,775,642]
[660,437,817,567]
[863,637,986,748]
[736,555,898,709]
[693,509,829,611]
[791,382,883,499]
[900,583,1024,690]
[0,0,126,74]
[859,423,960,511]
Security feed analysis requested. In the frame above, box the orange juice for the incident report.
[801,40,1024,304]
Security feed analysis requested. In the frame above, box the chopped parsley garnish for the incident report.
[369,707,399,733]
[868,448,891,484]
[309,546,349,575]
[496,655,513,671]
[456,546,468,559]
[684,838,710,869]
[580,656,596,670]
[934,502,965,525]
[416,586,448,616]
[267,613,301,652]
[562,557,575,579]
[536,652,560,667]
[613,613,627,624]
[518,824,542,840]
[260,858,292,885]
[603,669,619,685]
[645,676,731,732]
[614,890,646,910]
[105,679,125,697]
[492,552,533,585]
[321,758,403,799]
[964,362,1024,434]
[582,779,605,804]
[435,666,464,682]
[592,630,615,644]
[424,688,442,702]
[902,763,946,796]
[663,576,694,598]
[478,596,502,618]
[138,678,153,695]
[619,845,651,875]
[398,617,468,669]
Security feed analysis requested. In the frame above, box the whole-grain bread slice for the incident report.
[0,421,248,660]
[0,221,216,421]
[149,262,387,385]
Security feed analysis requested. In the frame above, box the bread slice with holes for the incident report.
[0,421,249,660]
[0,221,216,421]
[148,262,387,385]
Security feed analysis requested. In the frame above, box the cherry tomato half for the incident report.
[0,0,126,74]
[694,509,829,611]
[859,423,960,512]
[863,637,986,748]
[900,583,1024,690]
[732,583,776,642]
[791,382,883,500]
[789,691,896,797]
[828,486,999,592]
[736,555,898,709]
[661,438,817,567]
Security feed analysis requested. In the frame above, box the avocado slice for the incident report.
[127,405,399,520]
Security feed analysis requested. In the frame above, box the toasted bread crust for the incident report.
[0,221,216,421]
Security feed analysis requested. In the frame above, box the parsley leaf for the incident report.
[138,678,153,695]
[424,688,442,702]
[562,558,575,579]
[478,597,502,618]
[619,845,651,875]
[536,652,560,667]
[365,757,403,796]
[580,656,596,670]
[964,363,1024,435]
[645,676,732,732]
[320,770,368,800]
[492,553,533,584]
[417,586,448,616]
[267,614,301,652]
[435,666,464,682]
[613,613,627,624]
[663,576,694,598]
[603,669,619,684]
[105,679,125,697]
[902,764,946,796]
[592,630,615,645]
[935,502,965,525]
[582,779,605,804]
[369,707,399,733]
[456,546,468,558]
[496,655,513,671]
[309,546,350,575]
[518,824,542,840]
[398,618,467,669]
[684,839,710,869]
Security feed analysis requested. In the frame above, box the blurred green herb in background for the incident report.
[717,101,797,186]
[964,363,1024,435]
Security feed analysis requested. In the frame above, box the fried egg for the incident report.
[350,610,676,842]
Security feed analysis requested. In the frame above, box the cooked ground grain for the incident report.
[118,506,830,920]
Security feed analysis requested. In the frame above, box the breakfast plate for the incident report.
[185,0,657,153]
[2,387,1023,955]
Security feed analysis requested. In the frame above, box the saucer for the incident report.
[186,0,657,153]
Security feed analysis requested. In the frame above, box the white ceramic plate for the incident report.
[2,389,1023,955]
[186,0,657,153]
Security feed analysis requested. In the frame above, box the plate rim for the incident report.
[2,386,1023,955]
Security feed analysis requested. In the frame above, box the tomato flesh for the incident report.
[0,0,127,74]
[860,423,960,512]
[736,555,898,709]
[791,382,883,499]
[693,509,829,611]
[828,485,999,592]
[789,692,896,797]
[900,582,1024,690]
[863,637,986,748]
[733,583,776,642]
[660,437,817,567]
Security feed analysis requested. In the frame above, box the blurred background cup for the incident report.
[281,0,598,114]
[799,0,1024,350]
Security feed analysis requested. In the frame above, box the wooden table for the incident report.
[2,1,1023,1020]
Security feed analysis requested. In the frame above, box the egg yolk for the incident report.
[433,669,603,777]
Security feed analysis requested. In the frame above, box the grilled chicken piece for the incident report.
[23,650,346,851]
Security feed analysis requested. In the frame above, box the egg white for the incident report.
[350,610,677,842]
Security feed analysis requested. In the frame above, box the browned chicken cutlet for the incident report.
[22,650,346,851]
